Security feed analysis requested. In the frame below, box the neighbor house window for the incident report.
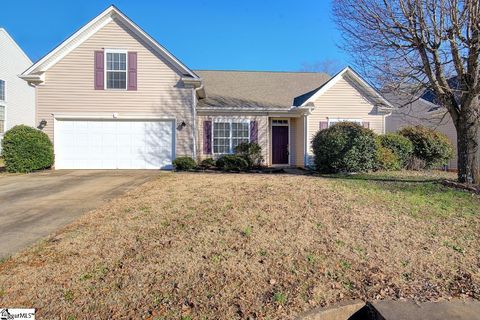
[0,106,5,133]
[213,120,250,154]
[105,51,127,89]
[328,118,362,127]
[0,80,5,101]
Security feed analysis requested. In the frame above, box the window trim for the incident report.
[212,119,250,155]
[327,118,363,127]
[0,79,5,102]
[104,49,128,90]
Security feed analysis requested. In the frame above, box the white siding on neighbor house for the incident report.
[36,19,195,159]
[0,29,35,151]
[305,76,386,164]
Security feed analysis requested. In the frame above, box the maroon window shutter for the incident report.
[363,122,370,129]
[127,52,137,91]
[94,50,104,90]
[203,121,212,154]
[319,121,328,130]
[250,120,258,143]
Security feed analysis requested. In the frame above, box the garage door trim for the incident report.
[53,116,177,169]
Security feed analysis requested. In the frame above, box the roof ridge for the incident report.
[194,69,329,74]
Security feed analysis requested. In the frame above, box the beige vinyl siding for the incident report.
[197,114,269,165]
[294,116,305,167]
[306,76,386,160]
[37,18,195,157]
[289,118,296,165]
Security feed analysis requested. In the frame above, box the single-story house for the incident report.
[0,28,36,152]
[20,5,393,170]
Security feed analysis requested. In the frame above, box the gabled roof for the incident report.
[0,28,32,64]
[195,70,331,110]
[298,67,394,108]
[20,5,199,83]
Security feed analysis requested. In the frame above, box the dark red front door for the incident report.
[272,126,289,164]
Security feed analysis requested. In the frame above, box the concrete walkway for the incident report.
[298,299,480,319]
[0,170,157,258]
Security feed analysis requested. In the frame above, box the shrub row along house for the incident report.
[4,6,459,170]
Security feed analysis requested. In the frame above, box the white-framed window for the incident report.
[105,50,127,89]
[0,80,5,101]
[328,118,363,127]
[0,106,5,134]
[213,120,250,154]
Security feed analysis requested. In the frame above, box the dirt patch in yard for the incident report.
[0,172,479,319]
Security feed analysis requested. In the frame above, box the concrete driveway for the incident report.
[0,170,157,258]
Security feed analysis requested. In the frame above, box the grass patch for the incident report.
[0,171,478,319]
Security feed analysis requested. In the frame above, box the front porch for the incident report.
[268,116,306,168]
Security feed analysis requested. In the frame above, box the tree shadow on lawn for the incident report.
[315,171,448,183]
[316,172,480,218]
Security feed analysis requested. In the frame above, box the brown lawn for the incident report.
[0,171,479,319]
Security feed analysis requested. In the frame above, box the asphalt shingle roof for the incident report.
[194,70,331,110]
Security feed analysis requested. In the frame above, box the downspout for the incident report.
[303,107,313,168]
[192,83,204,160]
[303,113,308,167]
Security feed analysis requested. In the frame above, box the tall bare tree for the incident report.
[333,0,480,183]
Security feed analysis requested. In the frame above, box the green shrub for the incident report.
[216,154,249,171]
[398,126,454,168]
[312,122,378,173]
[378,133,413,168]
[234,142,264,168]
[200,157,216,169]
[172,156,196,171]
[376,146,400,170]
[1,125,54,173]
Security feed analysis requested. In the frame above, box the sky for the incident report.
[1,0,349,73]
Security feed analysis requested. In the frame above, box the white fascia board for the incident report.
[22,6,198,80]
[300,66,394,109]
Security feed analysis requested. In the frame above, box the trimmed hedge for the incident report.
[377,133,413,168]
[216,154,249,171]
[312,122,378,173]
[1,125,54,173]
[234,142,264,168]
[398,126,454,168]
[172,156,197,171]
[200,158,216,169]
[376,146,400,171]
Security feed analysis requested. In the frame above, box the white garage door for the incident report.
[55,119,174,169]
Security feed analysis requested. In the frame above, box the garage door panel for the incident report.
[55,119,174,169]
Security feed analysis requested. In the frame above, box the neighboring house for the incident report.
[0,28,35,152]
[386,95,479,170]
[20,6,393,170]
